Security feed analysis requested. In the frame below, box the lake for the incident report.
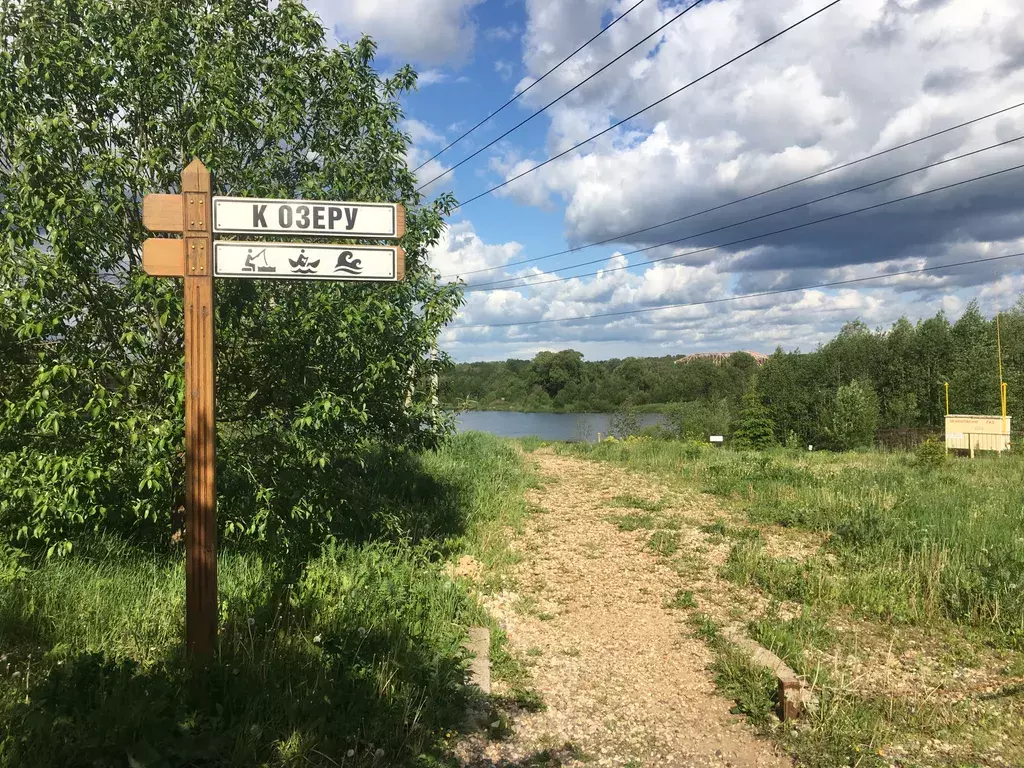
[454,410,666,441]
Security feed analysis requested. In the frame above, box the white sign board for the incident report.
[213,197,403,238]
[214,242,403,282]
[710,435,724,443]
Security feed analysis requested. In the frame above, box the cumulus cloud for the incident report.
[494,60,515,81]
[479,0,1024,287]
[416,69,450,86]
[428,219,525,278]
[401,119,456,196]
[307,0,484,65]
[485,25,521,42]
[440,235,1024,361]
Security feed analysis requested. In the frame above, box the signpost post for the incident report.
[142,158,406,656]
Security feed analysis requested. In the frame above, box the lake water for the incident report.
[454,410,665,441]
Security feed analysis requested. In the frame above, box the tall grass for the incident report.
[0,432,533,767]
[562,440,1024,765]
[561,441,1024,644]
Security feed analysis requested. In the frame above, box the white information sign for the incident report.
[214,242,403,282]
[710,435,724,443]
[213,197,402,238]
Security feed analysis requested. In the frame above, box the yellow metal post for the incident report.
[944,382,949,416]
[1001,381,1008,450]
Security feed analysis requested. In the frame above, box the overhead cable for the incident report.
[464,159,1024,292]
[451,251,1024,329]
[468,135,1024,290]
[452,0,845,208]
[417,0,705,190]
[412,0,651,173]
[442,101,1024,278]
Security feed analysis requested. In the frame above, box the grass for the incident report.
[698,518,761,543]
[608,494,666,512]
[560,439,1024,767]
[645,530,679,557]
[663,589,696,610]
[562,440,1024,645]
[0,432,537,767]
[605,513,657,531]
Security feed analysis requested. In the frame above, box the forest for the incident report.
[440,298,1024,449]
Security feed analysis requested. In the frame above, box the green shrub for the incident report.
[826,379,880,450]
[664,399,731,441]
[731,383,777,451]
[610,406,642,438]
[915,437,946,468]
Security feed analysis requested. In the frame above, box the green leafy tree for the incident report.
[0,0,461,553]
[949,300,1000,415]
[913,311,954,427]
[826,379,880,450]
[731,382,777,450]
[528,349,585,399]
[664,398,731,440]
[878,317,920,427]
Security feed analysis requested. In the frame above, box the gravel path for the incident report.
[456,450,792,768]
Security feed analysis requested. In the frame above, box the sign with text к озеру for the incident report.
[213,196,402,238]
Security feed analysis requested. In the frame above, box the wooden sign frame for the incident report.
[144,159,217,655]
[142,159,405,656]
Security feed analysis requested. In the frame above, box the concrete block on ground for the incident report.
[463,626,491,694]
[724,629,816,720]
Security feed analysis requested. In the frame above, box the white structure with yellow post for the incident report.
[942,287,1013,457]
[945,414,1012,456]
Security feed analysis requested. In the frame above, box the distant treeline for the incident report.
[440,299,1024,447]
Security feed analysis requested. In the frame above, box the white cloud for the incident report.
[483,0,1024,282]
[374,0,1024,360]
[400,119,455,196]
[402,118,445,146]
[428,219,524,278]
[485,25,520,41]
[439,232,1024,361]
[417,69,449,86]
[306,0,484,65]
[494,59,514,81]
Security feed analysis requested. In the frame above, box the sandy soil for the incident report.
[454,450,792,768]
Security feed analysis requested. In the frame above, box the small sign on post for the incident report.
[710,435,724,444]
[142,161,406,656]
[214,242,404,281]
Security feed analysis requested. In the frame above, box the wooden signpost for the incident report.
[142,159,406,656]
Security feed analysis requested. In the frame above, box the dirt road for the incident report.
[456,450,791,768]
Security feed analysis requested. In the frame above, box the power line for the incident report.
[466,136,1024,290]
[451,251,1024,329]
[453,0,845,209]
[412,0,651,173]
[442,101,1024,279]
[464,160,1024,292]
[417,0,704,190]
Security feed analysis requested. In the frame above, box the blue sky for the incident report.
[307,0,1024,362]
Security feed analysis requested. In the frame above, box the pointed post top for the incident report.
[182,157,211,193]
